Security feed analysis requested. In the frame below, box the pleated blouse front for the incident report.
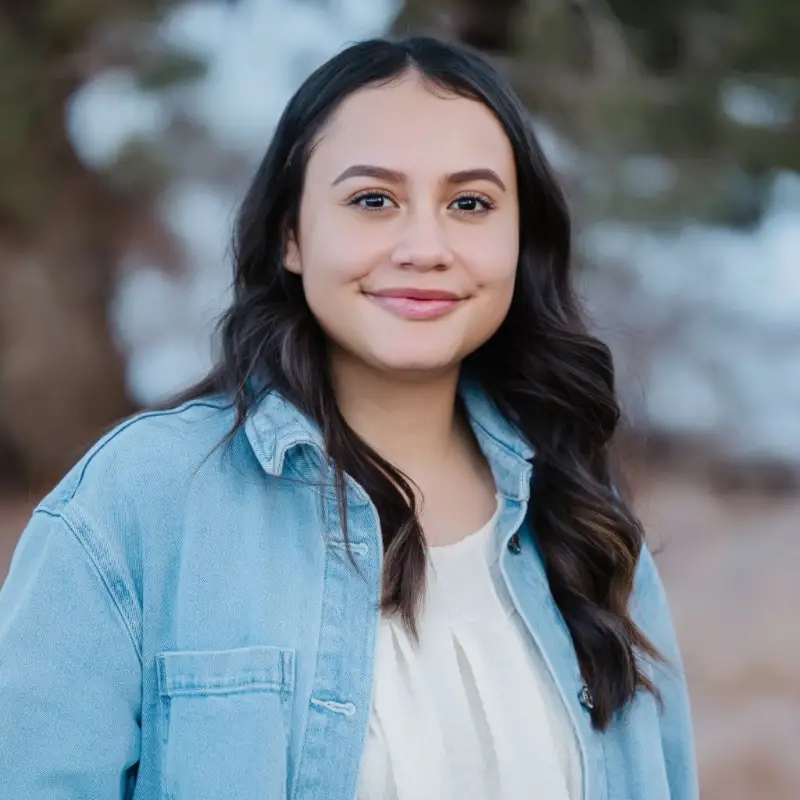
[356,495,582,800]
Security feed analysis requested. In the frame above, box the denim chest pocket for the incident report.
[156,645,295,800]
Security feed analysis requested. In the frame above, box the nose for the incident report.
[390,209,455,272]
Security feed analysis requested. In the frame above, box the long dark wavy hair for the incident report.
[181,35,661,729]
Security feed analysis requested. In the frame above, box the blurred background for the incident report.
[0,0,798,795]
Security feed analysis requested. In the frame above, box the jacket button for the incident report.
[507,534,521,554]
[579,684,594,710]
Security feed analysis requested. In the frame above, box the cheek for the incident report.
[470,237,518,297]
[468,245,518,333]
[298,239,369,337]
[301,217,377,292]
[478,274,516,337]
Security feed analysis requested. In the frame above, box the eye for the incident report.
[349,191,397,211]
[348,190,495,215]
[449,193,495,215]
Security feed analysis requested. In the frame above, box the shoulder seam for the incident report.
[36,507,143,666]
[64,399,231,503]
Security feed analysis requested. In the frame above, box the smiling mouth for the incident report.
[364,291,466,321]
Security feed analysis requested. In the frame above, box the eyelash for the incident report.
[348,189,496,216]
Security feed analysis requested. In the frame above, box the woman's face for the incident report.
[284,72,519,378]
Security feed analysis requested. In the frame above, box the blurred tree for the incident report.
[393,0,800,227]
[0,0,202,488]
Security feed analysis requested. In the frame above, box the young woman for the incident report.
[0,36,697,800]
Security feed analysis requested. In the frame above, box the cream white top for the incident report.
[356,495,582,800]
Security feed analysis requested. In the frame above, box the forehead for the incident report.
[307,73,515,179]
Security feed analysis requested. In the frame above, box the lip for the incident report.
[365,287,466,321]
[370,287,463,301]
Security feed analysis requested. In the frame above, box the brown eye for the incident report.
[454,197,480,212]
[449,193,494,215]
[350,191,396,211]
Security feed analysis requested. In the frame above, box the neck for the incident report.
[330,351,466,478]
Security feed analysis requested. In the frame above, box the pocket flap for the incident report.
[157,645,295,697]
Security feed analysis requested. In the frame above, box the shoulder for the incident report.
[630,544,680,659]
[33,397,249,601]
[21,398,250,648]
[632,544,669,618]
[40,396,240,515]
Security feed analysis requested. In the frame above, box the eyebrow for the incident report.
[331,164,507,193]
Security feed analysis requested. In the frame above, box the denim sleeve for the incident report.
[634,546,700,800]
[0,508,141,797]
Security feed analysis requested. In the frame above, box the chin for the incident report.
[365,349,463,378]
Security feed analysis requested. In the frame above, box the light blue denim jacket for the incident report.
[0,381,698,799]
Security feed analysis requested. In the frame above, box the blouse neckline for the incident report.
[426,494,503,563]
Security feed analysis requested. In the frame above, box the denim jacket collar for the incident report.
[244,374,535,502]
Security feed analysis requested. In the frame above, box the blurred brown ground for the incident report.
[2,465,798,798]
